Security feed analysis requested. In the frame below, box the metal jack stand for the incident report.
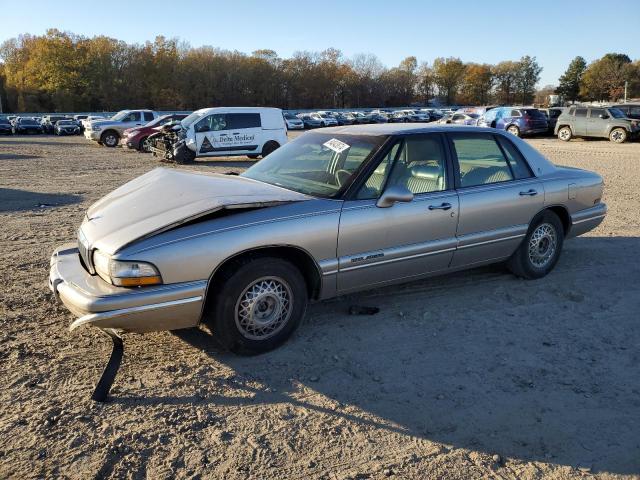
[91,329,124,402]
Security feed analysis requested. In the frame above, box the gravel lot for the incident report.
[1,133,639,479]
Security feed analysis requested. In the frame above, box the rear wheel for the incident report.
[507,125,520,137]
[507,211,564,279]
[261,141,280,158]
[100,130,119,147]
[609,128,627,143]
[557,126,572,141]
[204,257,308,355]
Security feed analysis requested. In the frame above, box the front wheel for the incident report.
[557,126,572,141]
[507,125,520,137]
[609,128,627,143]
[100,131,119,147]
[507,211,564,279]
[205,257,308,355]
[139,136,150,152]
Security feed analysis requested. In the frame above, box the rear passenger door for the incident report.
[448,133,544,268]
[572,108,588,136]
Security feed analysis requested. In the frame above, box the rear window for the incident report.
[227,113,261,129]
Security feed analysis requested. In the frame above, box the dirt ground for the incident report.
[1,132,639,480]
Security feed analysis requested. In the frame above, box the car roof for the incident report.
[312,123,494,136]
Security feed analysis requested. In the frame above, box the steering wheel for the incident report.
[335,169,352,187]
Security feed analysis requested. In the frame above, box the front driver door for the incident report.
[337,134,459,293]
[194,113,229,156]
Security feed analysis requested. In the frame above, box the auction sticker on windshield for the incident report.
[323,138,350,153]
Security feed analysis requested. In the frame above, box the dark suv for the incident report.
[555,106,640,143]
[612,103,640,120]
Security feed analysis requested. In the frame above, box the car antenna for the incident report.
[91,328,124,402]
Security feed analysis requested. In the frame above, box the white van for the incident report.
[181,107,288,159]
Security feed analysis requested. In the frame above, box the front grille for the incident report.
[77,230,93,273]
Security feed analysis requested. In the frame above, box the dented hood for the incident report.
[81,167,309,254]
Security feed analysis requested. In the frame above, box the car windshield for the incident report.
[58,121,73,125]
[283,113,296,119]
[468,113,480,119]
[110,110,131,122]
[241,133,386,198]
[147,115,171,127]
[20,119,38,125]
[609,108,626,119]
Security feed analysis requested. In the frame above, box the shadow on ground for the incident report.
[114,236,640,474]
[0,188,82,212]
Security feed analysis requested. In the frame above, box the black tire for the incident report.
[204,257,308,355]
[261,141,280,158]
[174,144,196,164]
[507,211,564,279]
[507,125,520,137]
[100,130,119,147]
[557,126,572,142]
[609,128,627,144]
[138,136,149,152]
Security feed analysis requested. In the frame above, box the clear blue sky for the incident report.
[2,0,639,87]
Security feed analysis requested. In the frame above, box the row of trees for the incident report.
[0,30,546,113]
[556,54,640,103]
[0,30,638,113]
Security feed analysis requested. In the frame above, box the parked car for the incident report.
[538,107,565,133]
[0,117,13,134]
[283,112,304,130]
[350,112,370,124]
[477,107,548,137]
[41,115,70,134]
[400,110,431,122]
[335,112,356,125]
[85,110,158,147]
[13,117,44,134]
[316,112,339,126]
[611,103,640,120]
[442,112,480,125]
[81,115,106,131]
[365,112,389,123]
[298,113,336,128]
[389,112,410,123]
[50,124,606,372]
[121,114,188,152]
[149,107,287,162]
[73,115,89,131]
[555,106,640,143]
[54,120,81,135]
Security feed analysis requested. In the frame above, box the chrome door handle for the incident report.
[428,202,452,210]
[519,189,538,196]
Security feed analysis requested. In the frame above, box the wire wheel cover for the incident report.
[234,276,293,340]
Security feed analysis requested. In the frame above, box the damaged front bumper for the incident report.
[49,244,206,333]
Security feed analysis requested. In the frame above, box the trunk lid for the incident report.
[82,167,310,254]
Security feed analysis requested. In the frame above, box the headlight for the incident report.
[91,125,102,131]
[93,250,162,287]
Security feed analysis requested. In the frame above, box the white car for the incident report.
[85,110,159,147]
[283,112,304,130]
[150,107,288,162]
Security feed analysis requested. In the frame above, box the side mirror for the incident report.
[599,114,609,119]
[376,185,414,208]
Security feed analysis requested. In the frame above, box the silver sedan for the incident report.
[51,125,606,356]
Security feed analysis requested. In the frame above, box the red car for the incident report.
[121,114,188,152]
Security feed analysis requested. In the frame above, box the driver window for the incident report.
[195,114,228,133]
[385,136,447,194]
[356,142,401,199]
